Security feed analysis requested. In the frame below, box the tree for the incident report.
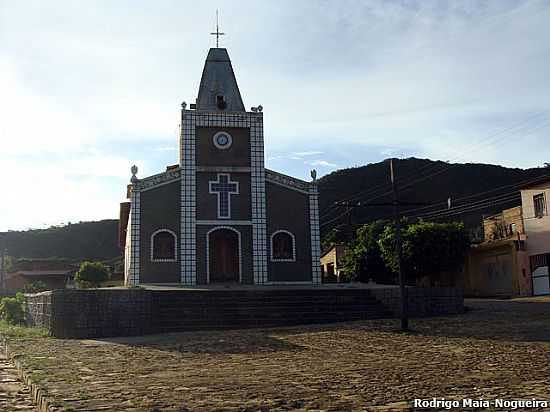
[341,220,395,283]
[378,221,470,284]
[0,293,25,324]
[75,261,111,288]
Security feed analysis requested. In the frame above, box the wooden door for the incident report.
[209,229,239,282]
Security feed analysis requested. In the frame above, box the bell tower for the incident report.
[179,47,268,285]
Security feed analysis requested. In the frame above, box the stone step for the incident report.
[156,301,384,310]
[155,296,381,305]
[149,289,392,332]
[157,312,392,332]
[157,310,393,325]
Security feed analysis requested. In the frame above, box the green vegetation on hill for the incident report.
[1,158,548,260]
[318,157,549,235]
[1,220,119,260]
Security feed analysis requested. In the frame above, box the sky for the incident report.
[1,0,550,231]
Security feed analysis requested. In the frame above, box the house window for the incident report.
[151,230,177,261]
[271,231,296,261]
[534,193,546,218]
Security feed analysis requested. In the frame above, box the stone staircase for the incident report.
[152,288,393,333]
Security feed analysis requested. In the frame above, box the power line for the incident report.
[320,112,550,220]
[414,194,521,221]
[400,173,550,217]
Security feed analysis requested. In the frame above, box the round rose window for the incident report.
[213,131,233,150]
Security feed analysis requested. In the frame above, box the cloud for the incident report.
[2,0,550,230]
[307,160,339,168]
[292,151,324,157]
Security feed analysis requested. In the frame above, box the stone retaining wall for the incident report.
[25,291,54,331]
[25,289,153,338]
[25,287,464,339]
[368,287,464,317]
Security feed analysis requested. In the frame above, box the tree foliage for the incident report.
[378,221,470,281]
[75,261,111,288]
[341,220,395,283]
[0,293,25,325]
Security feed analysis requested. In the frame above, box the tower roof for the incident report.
[196,48,245,112]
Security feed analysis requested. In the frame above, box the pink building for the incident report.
[464,175,550,297]
[519,176,550,295]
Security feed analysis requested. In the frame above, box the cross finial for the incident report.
[210,10,225,48]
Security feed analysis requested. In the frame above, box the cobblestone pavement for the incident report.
[4,297,550,411]
[0,353,36,411]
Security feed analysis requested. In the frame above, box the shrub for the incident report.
[378,221,470,283]
[75,261,111,288]
[0,295,25,325]
[23,280,49,293]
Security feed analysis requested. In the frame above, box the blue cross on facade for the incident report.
[209,173,239,219]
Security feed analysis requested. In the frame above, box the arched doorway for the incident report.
[208,228,240,283]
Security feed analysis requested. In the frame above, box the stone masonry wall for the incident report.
[25,291,54,330]
[369,287,464,317]
[26,289,153,339]
[25,287,464,339]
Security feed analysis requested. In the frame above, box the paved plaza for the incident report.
[1,297,550,411]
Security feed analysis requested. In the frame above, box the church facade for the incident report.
[122,47,321,286]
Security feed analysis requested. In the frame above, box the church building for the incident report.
[121,47,321,286]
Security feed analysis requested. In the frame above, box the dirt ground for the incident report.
[4,297,550,411]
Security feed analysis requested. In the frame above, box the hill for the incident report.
[1,158,548,260]
[1,220,119,260]
[318,157,549,237]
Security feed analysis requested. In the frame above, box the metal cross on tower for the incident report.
[210,10,225,48]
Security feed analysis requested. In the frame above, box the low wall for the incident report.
[25,291,54,330]
[25,287,464,339]
[369,287,464,317]
[26,289,153,338]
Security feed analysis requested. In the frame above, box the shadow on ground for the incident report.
[93,330,306,354]
[88,297,550,353]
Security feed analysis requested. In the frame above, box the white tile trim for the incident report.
[150,228,178,262]
[197,166,252,173]
[265,177,310,195]
[309,184,322,285]
[140,177,182,192]
[270,230,296,262]
[180,110,197,285]
[197,220,252,225]
[206,226,242,284]
[124,189,141,286]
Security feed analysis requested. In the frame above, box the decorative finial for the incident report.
[257,105,263,112]
[181,101,186,109]
[310,169,317,182]
[131,165,139,183]
[210,10,225,48]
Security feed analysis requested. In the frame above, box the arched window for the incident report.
[271,230,296,262]
[151,229,177,262]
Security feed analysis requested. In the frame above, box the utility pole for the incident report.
[390,158,408,331]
